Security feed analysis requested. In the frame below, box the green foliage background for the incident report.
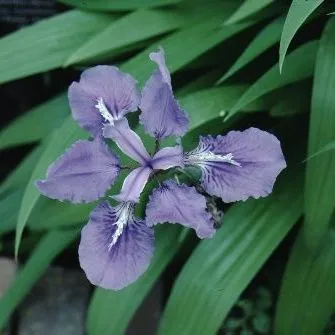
[0,0,334,333]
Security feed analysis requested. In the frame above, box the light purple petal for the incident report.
[146,180,215,239]
[103,118,150,165]
[79,201,154,290]
[149,47,171,86]
[68,65,140,136]
[113,166,152,203]
[36,138,120,203]
[186,128,287,202]
[151,145,184,170]
[139,48,189,139]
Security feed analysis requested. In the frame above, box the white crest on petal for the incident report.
[185,151,241,167]
[108,202,134,249]
[95,97,115,125]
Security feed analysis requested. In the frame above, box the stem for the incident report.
[154,139,161,155]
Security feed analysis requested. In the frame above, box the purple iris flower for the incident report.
[36,48,286,290]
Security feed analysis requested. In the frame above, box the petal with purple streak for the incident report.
[68,65,140,136]
[146,180,215,239]
[36,138,120,203]
[114,166,152,203]
[186,128,287,202]
[139,48,189,139]
[103,118,150,165]
[151,145,184,170]
[79,201,154,290]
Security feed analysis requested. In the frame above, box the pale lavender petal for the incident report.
[36,138,120,203]
[186,128,287,202]
[79,201,154,290]
[146,180,215,239]
[149,47,171,86]
[139,48,189,139]
[68,66,140,136]
[113,166,152,203]
[151,145,184,170]
[103,118,150,165]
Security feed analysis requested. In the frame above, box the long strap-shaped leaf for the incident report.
[0,10,116,85]
[59,0,182,11]
[279,0,324,72]
[304,17,335,249]
[158,171,303,335]
[0,228,79,330]
[274,224,335,334]
[87,225,183,335]
[225,0,274,25]
[230,40,318,113]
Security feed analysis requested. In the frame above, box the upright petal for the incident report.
[113,166,152,203]
[68,66,140,136]
[139,48,189,139]
[36,138,120,203]
[146,180,215,239]
[151,145,184,170]
[79,202,154,290]
[186,128,287,202]
[103,118,150,165]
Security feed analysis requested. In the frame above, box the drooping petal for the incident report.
[36,138,120,203]
[139,48,189,139]
[68,65,140,136]
[79,201,154,290]
[146,180,215,239]
[186,128,287,202]
[151,145,184,170]
[113,166,152,203]
[103,118,150,165]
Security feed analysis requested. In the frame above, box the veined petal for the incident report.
[186,128,287,202]
[139,48,189,139]
[68,65,140,136]
[103,118,150,165]
[79,201,154,290]
[114,166,152,203]
[36,138,120,203]
[146,180,215,239]
[151,145,184,170]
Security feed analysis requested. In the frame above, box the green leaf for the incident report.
[121,15,259,85]
[225,0,274,25]
[230,40,318,114]
[158,171,303,335]
[0,145,43,196]
[64,1,238,66]
[87,225,183,335]
[15,117,86,257]
[0,94,68,150]
[270,81,311,117]
[304,17,335,249]
[59,0,182,11]
[0,228,79,330]
[0,10,115,84]
[305,140,335,161]
[279,0,324,72]
[218,17,284,83]
[0,188,24,236]
[274,226,335,334]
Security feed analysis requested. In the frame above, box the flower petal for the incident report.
[151,145,184,170]
[103,118,150,165]
[68,65,140,136]
[79,201,154,290]
[139,48,189,139]
[186,128,287,202]
[36,138,120,203]
[113,166,152,203]
[146,180,215,239]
